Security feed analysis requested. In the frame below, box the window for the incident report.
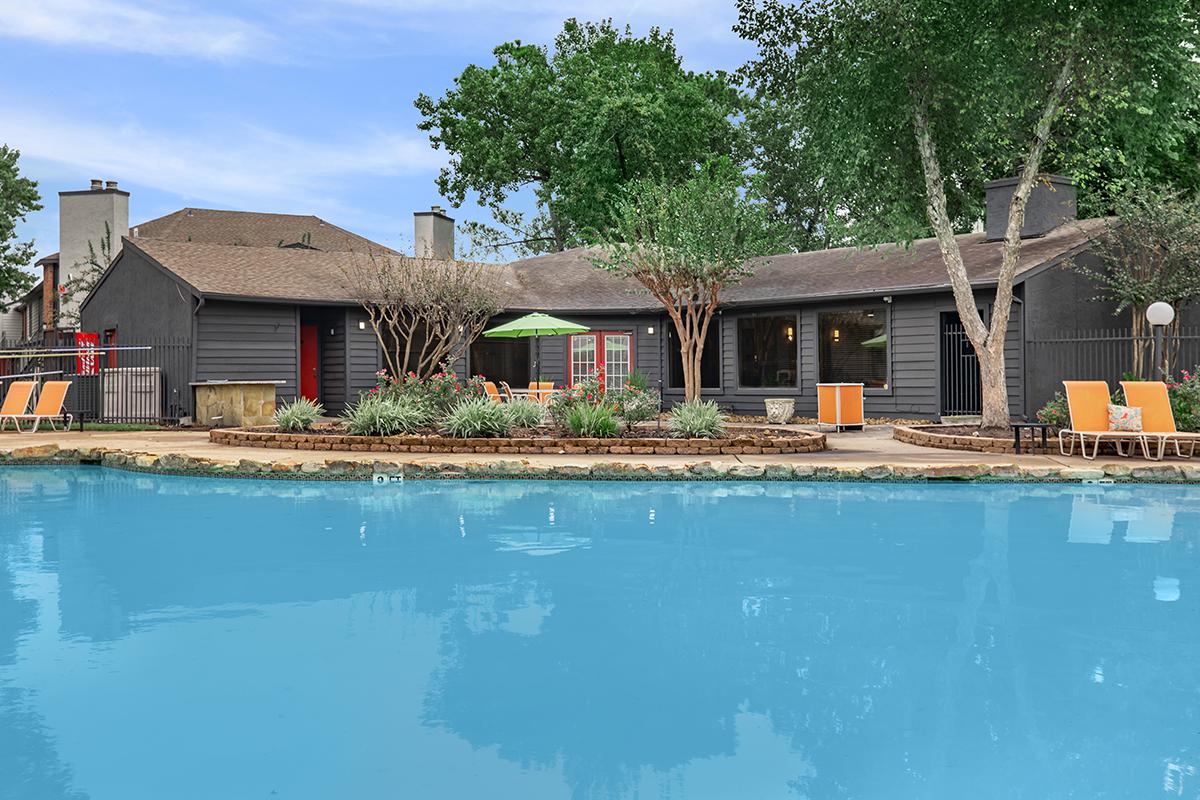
[737,315,797,388]
[469,336,530,386]
[818,308,888,389]
[569,332,631,390]
[667,323,720,389]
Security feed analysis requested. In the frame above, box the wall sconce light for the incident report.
[329,327,336,336]
[786,325,794,342]
[882,296,892,304]
[647,326,655,335]
[832,328,840,342]
[358,320,367,330]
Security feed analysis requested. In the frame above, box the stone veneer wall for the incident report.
[893,425,1059,455]
[210,427,827,456]
[194,384,277,427]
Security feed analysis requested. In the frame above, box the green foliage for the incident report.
[442,396,513,438]
[735,0,1200,244]
[0,145,42,309]
[503,398,545,428]
[274,397,325,432]
[374,367,486,417]
[1035,392,1071,430]
[548,376,605,426]
[668,399,726,439]
[1169,367,1200,432]
[625,371,650,392]
[610,385,660,428]
[343,394,428,436]
[415,18,742,256]
[566,402,620,438]
[60,221,114,327]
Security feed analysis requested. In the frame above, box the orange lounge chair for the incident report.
[498,381,516,402]
[1120,380,1200,460]
[529,381,555,404]
[0,381,36,432]
[7,381,74,433]
[483,381,504,403]
[1060,380,1141,460]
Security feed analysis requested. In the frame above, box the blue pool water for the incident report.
[1,468,1197,799]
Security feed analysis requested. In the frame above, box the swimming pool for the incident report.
[1,468,1196,799]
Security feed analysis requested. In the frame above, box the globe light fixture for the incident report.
[1146,302,1175,327]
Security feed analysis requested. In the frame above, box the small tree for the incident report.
[60,221,115,328]
[1073,188,1200,376]
[342,253,505,379]
[0,145,42,310]
[591,159,781,402]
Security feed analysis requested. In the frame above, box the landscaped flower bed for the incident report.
[210,425,826,455]
[893,424,1060,455]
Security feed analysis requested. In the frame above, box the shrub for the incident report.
[443,396,512,438]
[343,394,427,436]
[668,399,726,438]
[548,376,605,426]
[1169,366,1200,431]
[611,385,660,429]
[374,366,486,416]
[275,397,324,431]
[626,370,650,392]
[503,398,545,428]
[567,402,620,438]
[1035,392,1070,431]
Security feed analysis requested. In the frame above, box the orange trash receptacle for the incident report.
[817,383,865,432]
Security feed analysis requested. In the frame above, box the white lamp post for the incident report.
[1146,302,1176,381]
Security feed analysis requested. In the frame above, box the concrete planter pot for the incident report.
[764,398,796,425]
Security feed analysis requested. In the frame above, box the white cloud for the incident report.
[2,101,442,222]
[0,0,274,61]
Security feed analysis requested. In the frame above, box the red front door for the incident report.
[300,324,320,401]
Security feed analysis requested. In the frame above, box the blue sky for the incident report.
[1,0,754,264]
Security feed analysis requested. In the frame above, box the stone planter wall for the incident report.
[209,427,826,455]
[894,424,1059,455]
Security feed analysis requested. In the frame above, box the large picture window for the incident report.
[737,315,797,388]
[818,308,888,389]
[667,324,720,389]
[469,336,530,386]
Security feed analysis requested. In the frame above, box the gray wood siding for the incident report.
[195,301,298,402]
[346,307,380,404]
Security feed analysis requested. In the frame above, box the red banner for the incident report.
[77,332,99,375]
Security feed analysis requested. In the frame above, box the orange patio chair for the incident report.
[1120,380,1200,460]
[483,381,504,403]
[816,383,864,432]
[530,381,555,404]
[0,381,36,432]
[1060,380,1141,460]
[498,381,516,402]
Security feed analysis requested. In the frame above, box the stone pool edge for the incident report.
[2,443,1199,483]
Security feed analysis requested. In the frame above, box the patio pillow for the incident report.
[1107,404,1143,432]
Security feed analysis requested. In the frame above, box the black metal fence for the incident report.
[1027,326,1200,386]
[940,313,983,415]
[0,335,193,426]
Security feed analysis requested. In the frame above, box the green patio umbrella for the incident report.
[861,333,888,349]
[482,312,590,382]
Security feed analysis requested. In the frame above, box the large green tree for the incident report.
[416,19,742,256]
[0,145,42,310]
[591,159,782,402]
[737,0,1199,430]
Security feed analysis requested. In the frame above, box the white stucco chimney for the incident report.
[58,179,129,327]
[413,205,455,260]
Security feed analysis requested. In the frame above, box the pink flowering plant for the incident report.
[1167,366,1200,431]
[372,363,485,416]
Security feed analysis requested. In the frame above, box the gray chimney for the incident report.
[414,205,455,260]
[105,180,119,190]
[58,179,130,327]
[984,174,1076,241]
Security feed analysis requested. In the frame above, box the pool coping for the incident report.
[3,443,1198,484]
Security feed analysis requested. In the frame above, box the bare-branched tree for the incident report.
[342,252,506,379]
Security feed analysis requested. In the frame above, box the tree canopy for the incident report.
[590,158,782,401]
[415,19,743,256]
[0,145,42,311]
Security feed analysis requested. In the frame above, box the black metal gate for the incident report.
[941,312,982,415]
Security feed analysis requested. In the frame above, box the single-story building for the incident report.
[64,174,1193,422]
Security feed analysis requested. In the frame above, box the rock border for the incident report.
[209,426,827,456]
[893,424,1060,455]
[2,443,1199,484]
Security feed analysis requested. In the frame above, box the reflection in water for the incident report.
[1,469,1198,799]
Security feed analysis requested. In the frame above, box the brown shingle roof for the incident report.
[502,218,1107,312]
[37,208,398,265]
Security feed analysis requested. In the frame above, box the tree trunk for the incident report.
[911,47,1075,430]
